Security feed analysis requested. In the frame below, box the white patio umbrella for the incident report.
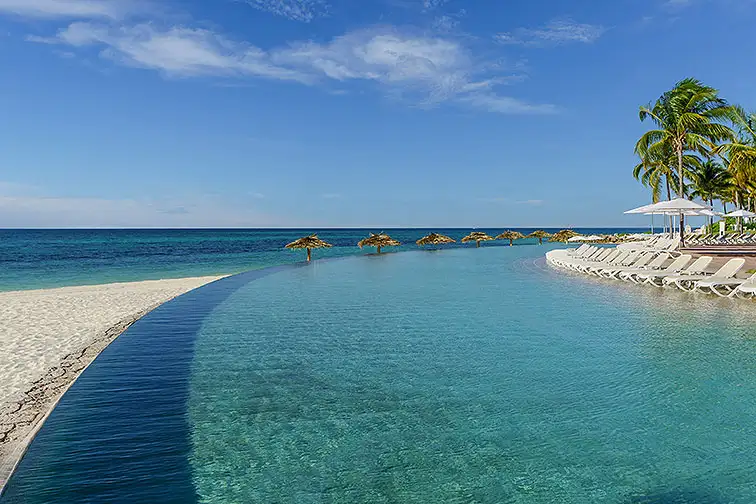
[642,198,711,213]
[724,209,756,218]
[624,202,664,233]
[640,199,711,242]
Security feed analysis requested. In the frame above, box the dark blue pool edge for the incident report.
[0,263,311,500]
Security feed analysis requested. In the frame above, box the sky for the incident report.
[1,0,756,228]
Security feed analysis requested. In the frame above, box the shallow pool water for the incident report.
[5,247,756,503]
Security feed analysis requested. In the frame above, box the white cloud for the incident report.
[30,23,555,114]
[0,0,132,19]
[423,0,449,10]
[495,19,605,47]
[235,0,328,22]
[46,22,310,80]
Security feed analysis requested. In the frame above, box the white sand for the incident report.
[0,276,223,407]
[0,276,225,489]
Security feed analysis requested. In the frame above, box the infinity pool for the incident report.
[4,247,756,503]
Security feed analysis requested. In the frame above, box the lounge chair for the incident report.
[696,271,756,298]
[581,250,637,274]
[594,252,655,278]
[663,258,745,292]
[616,253,670,282]
[624,254,689,284]
[728,275,756,299]
[641,255,707,287]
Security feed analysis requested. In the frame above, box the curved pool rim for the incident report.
[0,261,321,500]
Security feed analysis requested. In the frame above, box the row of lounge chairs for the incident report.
[546,244,756,298]
[686,232,756,246]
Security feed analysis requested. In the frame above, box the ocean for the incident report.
[0,228,645,291]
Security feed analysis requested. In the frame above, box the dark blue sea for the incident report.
[0,228,645,291]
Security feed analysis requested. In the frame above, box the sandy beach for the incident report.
[0,276,224,487]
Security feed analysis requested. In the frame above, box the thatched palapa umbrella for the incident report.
[549,229,579,244]
[285,234,333,262]
[528,230,551,245]
[496,230,525,246]
[461,231,494,248]
[416,233,456,247]
[358,233,401,254]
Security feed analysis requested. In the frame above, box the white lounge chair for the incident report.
[728,274,756,299]
[644,256,710,287]
[581,250,636,274]
[664,258,745,292]
[594,252,655,278]
[631,254,692,285]
[696,271,756,297]
[616,253,670,282]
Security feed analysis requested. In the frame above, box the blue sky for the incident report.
[1,0,755,228]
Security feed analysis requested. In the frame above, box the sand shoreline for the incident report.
[0,276,225,492]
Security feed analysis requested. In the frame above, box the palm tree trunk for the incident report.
[677,145,685,247]
[306,248,311,262]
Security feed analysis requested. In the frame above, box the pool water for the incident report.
[4,247,756,503]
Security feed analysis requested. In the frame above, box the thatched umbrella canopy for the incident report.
[527,230,552,245]
[461,231,494,248]
[496,230,525,246]
[358,233,401,254]
[416,233,456,247]
[285,234,333,262]
[549,229,579,244]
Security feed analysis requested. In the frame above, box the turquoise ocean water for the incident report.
[4,243,756,503]
[0,228,642,291]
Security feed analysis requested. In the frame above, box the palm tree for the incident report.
[689,159,732,225]
[358,233,401,254]
[636,78,737,245]
[285,235,333,262]
[461,231,494,248]
[496,230,525,246]
[416,233,456,247]
[527,230,551,245]
[718,108,756,212]
[549,230,579,244]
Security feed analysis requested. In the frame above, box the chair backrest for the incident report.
[627,253,653,268]
[602,250,624,263]
[711,258,746,278]
[665,236,681,251]
[593,249,614,262]
[582,247,601,259]
[663,254,692,273]
[618,251,640,266]
[572,244,589,255]
[646,252,670,269]
[684,256,713,274]
[652,237,669,249]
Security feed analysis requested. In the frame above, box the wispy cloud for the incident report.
[422,0,450,10]
[235,0,328,22]
[495,19,605,47]
[32,23,556,114]
[0,0,136,19]
[39,22,310,80]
